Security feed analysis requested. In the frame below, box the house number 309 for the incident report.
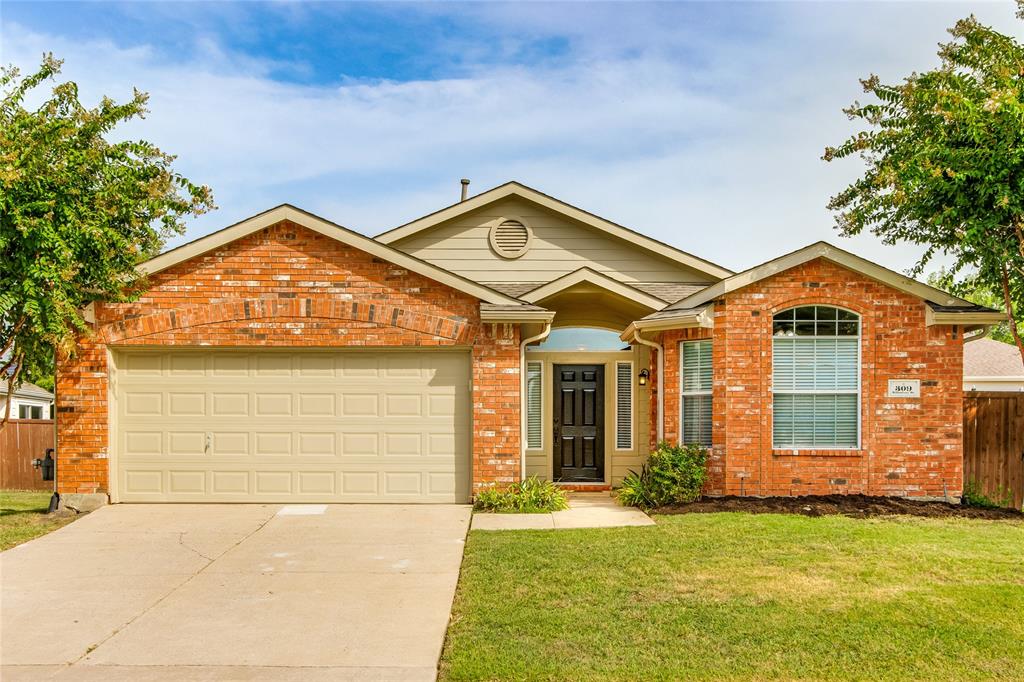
[886,379,921,398]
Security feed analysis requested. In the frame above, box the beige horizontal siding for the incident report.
[393,199,715,284]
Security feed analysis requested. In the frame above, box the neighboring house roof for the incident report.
[139,204,526,307]
[374,181,735,281]
[964,338,1024,379]
[664,241,1005,325]
[0,380,54,401]
[518,267,668,309]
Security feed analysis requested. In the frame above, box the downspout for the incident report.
[520,322,552,480]
[963,325,990,343]
[632,328,665,443]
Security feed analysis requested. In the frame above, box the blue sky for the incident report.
[2,1,1021,273]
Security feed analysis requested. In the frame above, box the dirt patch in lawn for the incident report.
[659,494,1024,520]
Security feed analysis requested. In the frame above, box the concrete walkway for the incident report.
[471,492,654,531]
[1,503,471,681]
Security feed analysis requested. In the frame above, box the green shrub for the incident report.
[962,479,1014,510]
[618,442,708,510]
[473,476,569,513]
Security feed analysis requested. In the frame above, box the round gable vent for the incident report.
[489,219,532,259]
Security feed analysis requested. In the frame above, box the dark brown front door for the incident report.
[553,364,604,482]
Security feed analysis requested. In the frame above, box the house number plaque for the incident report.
[886,379,921,398]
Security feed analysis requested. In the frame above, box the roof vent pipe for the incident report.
[460,178,470,202]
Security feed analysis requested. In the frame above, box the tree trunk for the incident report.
[0,360,23,432]
[1000,264,1024,366]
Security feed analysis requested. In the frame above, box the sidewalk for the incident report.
[471,492,655,531]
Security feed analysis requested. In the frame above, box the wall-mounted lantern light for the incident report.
[638,368,650,387]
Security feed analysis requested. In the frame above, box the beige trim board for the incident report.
[480,307,556,323]
[519,267,668,309]
[138,204,522,306]
[926,308,1006,327]
[668,241,979,312]
[375,181,734,280]
[619,306,714,340]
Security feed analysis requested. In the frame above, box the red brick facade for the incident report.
[656,258,963,498]
[56,221,520,495]
[56,222,963,502]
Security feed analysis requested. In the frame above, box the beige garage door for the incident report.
[112,349,471,503]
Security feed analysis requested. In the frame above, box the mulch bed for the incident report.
[659,494,1024,520]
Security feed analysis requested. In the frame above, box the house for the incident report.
[0,380,54,420]
[55,181,1005,505]
[964,338,1024,392]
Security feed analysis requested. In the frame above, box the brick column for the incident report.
[471,322,521,493]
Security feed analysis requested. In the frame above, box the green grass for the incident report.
[440,513,1024,681]
[0,490,75,551]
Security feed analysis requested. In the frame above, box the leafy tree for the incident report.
[0,55,214,427]
[927,269,1014,344]
[824,8,1024,363]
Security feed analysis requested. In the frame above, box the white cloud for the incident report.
[3,2,1021,276]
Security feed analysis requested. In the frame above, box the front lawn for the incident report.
[0,490,75,551]
[440,513,1024,681]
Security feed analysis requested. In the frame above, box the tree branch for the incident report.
[0,358,23,432]
[1000,263,1024,365]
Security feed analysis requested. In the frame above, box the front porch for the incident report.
[514,270,665,488]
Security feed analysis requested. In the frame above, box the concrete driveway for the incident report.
[1,503,471,681]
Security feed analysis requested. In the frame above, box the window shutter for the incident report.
[526,362,543,449]
[616,362,633,449]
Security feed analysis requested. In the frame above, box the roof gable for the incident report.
[519,267,668,309]
[667,241,998,314]
[375,182,733,281]
[139,205,522,306]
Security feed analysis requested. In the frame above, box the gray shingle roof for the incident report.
[481,281,710,304]
[0,380,54,401]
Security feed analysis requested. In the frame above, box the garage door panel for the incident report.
[297,353,336,376]
[123,392,162,417]
[114,350,470,503]
[254,432,293,456]
[168,432,206,456]
[298,393,336,416]
[123,431,163,457]
[385,394,423,417]
[212,354,249,376]
[124,470,163,495]
[254,393,293,416]
[212,393,249,416]
[212,471,250,494]
[168,392,206,416]
[169,470,207,494]
[169,354,206,375]
[210,432,250,456]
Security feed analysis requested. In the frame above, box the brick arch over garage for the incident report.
[100,297,474,344]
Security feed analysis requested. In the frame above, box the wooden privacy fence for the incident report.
[963,392,1024,510]
[0,419,54,490]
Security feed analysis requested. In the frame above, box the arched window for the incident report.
[772,306,860,448]
[530,327,627,351]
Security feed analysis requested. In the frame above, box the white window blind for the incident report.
[526,361,543,449]
[680,340,712,446]
[615,362,633,450]
[772,306,860,448]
